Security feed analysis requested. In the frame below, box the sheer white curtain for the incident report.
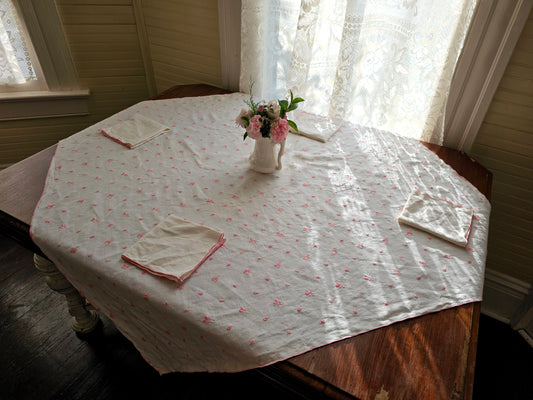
[240,0,477,144]
[0,0,37,86]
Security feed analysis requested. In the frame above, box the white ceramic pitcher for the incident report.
[249,137,285,173]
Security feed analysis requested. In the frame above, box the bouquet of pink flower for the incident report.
[236,89,304,143]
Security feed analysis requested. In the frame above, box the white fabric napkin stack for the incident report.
[122,215,226,284]
[398,190,474,247]
[101,114,170,149]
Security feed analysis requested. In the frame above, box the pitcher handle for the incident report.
[276,139,285,170]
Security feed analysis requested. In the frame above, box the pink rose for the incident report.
[246,114,263,140]
[266,101,281,119]
[235,108,252,128]
[270,118,289,143]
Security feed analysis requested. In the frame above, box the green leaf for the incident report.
[243,132,248,141]
[292,97,304,104]
[279,99,289,110]
[288,120,298,132]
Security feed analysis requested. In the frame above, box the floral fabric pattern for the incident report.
[31,93,490,373]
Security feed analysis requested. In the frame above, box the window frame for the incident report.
[218,0,241,92]
[444,0,532,151]
[0,0,89,121]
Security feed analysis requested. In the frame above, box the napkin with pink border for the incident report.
[289,110,341,142]
[122,215,226,284]
[101,114,170,149]
[398,190,474,247]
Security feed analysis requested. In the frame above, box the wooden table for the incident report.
[0,84,492,400]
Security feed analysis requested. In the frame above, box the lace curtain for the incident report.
[0,0,36,85]
[240,0,477,144]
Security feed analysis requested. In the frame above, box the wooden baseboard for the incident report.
[482,268,531,324]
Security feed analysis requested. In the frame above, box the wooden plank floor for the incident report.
[1,234,532,400]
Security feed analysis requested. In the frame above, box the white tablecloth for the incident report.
[30,93,490,373]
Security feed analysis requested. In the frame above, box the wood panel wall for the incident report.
[57,0,149,114]
[0,0,149,167]
[470,10,533,284]
[140,0,222,93]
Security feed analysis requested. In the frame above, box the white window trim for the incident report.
[218,0,532,152]
[0,89,89,120]
[1,0,89,121]
[132,0,157,97]
[218,0,241,92]
[444,0,532,152]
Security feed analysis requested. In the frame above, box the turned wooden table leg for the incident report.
[33,254,100,333]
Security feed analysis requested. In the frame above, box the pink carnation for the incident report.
[246,115,263,140]
[270,118,289,143]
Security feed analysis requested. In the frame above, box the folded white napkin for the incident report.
[398,190,474,247]
[289,110,341,142]
[122,215,226,284]
[101,114,170,149]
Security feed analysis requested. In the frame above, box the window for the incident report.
[0,0,44,92]
[219,0,531,151]
[0,0,89,121]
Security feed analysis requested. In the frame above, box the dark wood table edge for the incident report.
[256,301,482,400]
[0,84,491,400]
